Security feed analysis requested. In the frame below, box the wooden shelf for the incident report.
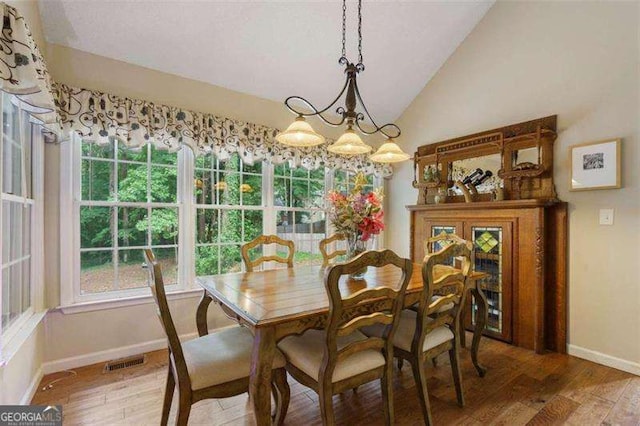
[406,198,559,212]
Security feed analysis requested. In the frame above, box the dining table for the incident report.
[195,263,488,426]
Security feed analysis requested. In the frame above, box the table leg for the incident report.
[195,291,213,337]
[471,286,488,377]
[250,327,276,426]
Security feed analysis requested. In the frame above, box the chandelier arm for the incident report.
[352,79,401,138]
[283,75,350,126]
[284,96,346,127]
[354,119,402,139]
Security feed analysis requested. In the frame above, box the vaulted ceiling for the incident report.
[38,1,493,124]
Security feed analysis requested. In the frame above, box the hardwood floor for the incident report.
[32,334,639,425]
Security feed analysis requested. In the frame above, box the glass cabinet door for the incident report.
[427,221,464,251]
[465,221,513,342]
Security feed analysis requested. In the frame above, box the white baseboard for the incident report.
[568,344,640,376]
[42,332,199,375]
[20,367,43,405]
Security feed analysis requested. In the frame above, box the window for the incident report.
[62,136,384,305]
[1,94,42,337]
[194,153,263,275]
[274,164,326,266]
[333,170,375,193]
[76,138,179,299]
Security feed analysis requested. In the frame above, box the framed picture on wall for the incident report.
[570,139,621,191]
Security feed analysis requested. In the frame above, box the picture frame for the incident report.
[570,138,621,191]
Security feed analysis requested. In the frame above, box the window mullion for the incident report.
[180,147,195,289]
[263,163,276,267]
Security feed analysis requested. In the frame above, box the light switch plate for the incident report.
[599,209,614,225]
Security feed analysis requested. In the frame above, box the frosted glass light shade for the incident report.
[369,139,411,163]
[327,129,372,155]
[275,116,325,147]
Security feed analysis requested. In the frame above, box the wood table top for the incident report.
[196,263,486,328]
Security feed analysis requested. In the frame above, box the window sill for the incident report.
[57,288,205,314]
[0,310,48,368]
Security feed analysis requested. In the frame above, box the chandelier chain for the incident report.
[357,0,363,68]
[340,0,347,64]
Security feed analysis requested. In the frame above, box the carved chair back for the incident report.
[322,250,412,388]
[143,249,189,384]
[319,233,347,267]
[424,231,466,255]
[424,232,474,267]
[416,241,472,350]
[241,235,295,272]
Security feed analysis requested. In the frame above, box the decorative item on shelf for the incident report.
[454,181,474,203]
[275,0,410,164]
[434,186,447,204]
[327,172,384,279]
[492,185,504,201]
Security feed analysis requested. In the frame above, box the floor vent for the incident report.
[103,354,146,373]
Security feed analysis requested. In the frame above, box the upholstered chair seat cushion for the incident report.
[278,329,385,382]
[180,326,286,390]
[362,309,454,353]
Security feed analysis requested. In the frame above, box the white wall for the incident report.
[0,319,45,404]
[387,1,640,372]
[43,299,233,372]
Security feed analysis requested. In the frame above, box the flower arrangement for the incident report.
[327,173,384,243]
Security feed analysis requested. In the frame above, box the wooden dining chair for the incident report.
[241,234,295,272]
[143,249,290,426]
[278,250,412,425]
[319,233,347,267]
[364,241,471,425]
[424,231,470,259]
[425,232,475,349]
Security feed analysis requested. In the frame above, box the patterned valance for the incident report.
[0,3,58,127]
[53,83,393,177]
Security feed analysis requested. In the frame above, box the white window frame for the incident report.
[0,98,45,346]
[60,134,187,306]
[60,135,384,310]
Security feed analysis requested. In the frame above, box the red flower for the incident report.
[358,211,385,241]
[366,192,381,207]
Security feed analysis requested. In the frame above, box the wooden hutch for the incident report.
[407,116,567,354]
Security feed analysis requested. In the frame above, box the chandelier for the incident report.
[275,0,410,164]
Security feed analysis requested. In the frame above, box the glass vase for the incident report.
[346,233,368,279]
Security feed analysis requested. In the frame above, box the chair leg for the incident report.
[381,363,395,426]
[161,368,175,426]
[319,386,335,426]
[271,368,290,426]
[175,390,192,426]
[449,347,465,407]
[411,358,434,426]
